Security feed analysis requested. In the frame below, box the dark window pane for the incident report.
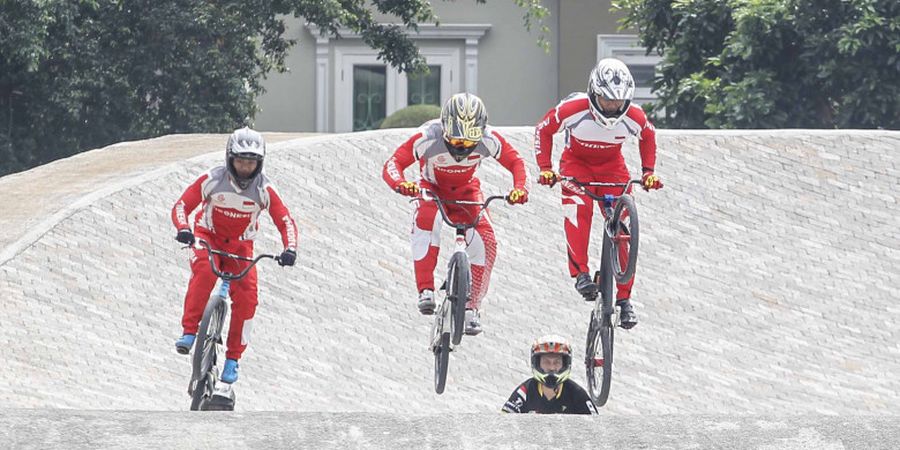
[353,65,387,131]
[630,65,656,89]
[407,65,441,106]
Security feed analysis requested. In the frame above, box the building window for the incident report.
[311,24,489,132]
[596,35,662,104]
[407,65,441,106]
[333,47,459,132]
[352,65,387,131]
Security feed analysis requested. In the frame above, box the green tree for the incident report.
[0,0,550,176]
[614,0,900,129]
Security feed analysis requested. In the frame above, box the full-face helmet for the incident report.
[530,334,573,389]
[440,93,488,162]
[587,58,635,128]
[225,127,265,189]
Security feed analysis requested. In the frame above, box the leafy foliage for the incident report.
[1,0,549,176]
[614,0,900,129]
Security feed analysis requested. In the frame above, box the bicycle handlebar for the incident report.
[194,239,280,281]
[556,176,642,201]
[416,188,509,230]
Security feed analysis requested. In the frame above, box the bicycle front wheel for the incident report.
[608,194,639,285]
[190,295,227,411]
[584,309,614,407]
[447,252,471,346]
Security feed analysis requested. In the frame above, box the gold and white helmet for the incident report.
[440,93,488,161]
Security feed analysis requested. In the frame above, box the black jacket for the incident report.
[502,378,597,414]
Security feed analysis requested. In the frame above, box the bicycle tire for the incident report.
[584,309,614,407]
[447,252,470,346]
[608,194,639,285]
[190,295,227,411]
[433,331,451,394]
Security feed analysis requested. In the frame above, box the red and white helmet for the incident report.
[530,334,573,389]
[587,58,635,128]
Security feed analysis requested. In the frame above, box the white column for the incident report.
[315,36,330,132]
[464,38,479,94]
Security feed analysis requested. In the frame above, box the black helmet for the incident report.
[530,335,573,389]
[441,93,488,162]
[225,127,265,189]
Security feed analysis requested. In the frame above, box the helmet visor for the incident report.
[447,137,478,149]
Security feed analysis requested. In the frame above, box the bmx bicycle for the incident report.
[416,189,509,394]
[186,239,281,411]
[557,176,641,407]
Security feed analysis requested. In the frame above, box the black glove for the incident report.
[279,249,296,267]
[175,229,195,245]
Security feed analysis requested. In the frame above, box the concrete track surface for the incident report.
[1,129,898,448]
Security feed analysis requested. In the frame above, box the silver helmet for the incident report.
[587,58,635,128]
[225,127,265,189]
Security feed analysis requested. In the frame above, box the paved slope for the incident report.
[0,129,897,415]
[3,410,900,449]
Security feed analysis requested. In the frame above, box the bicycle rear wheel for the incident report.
[584,308,614,407]
[431,301,452,394]
[190,295,227,411]
[447,252,471,346]
[608,194,639,285]
[433,331,451,394]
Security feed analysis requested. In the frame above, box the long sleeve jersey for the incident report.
[534,92,657,174]
[171,166,298,250]
[383,119,529,190]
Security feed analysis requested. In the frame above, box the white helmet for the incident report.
[225,127,265,189]
[530,335,573,389]
[587,58,635,128]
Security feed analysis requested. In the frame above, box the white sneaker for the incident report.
[464,309,482,336]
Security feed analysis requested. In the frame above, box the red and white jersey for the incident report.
[534,92,657,175]
[171,166,298,249]
[383,119,528,190]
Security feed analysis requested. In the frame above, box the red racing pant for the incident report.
[560,159,635,301]
[411,179,497,310]
[181,230,258,360]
